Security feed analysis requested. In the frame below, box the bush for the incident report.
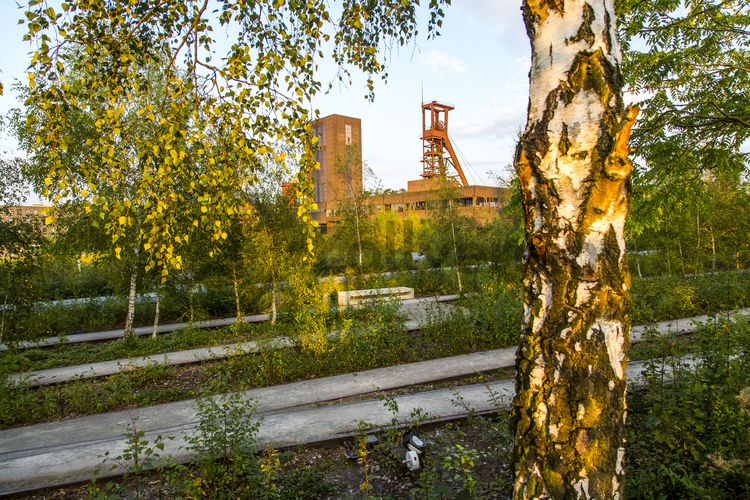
[626,317,750,498]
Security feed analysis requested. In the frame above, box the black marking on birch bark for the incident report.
[558,123,571,155]
[567,3,596,46]
[603,8,613,53]
[522,0,565,38]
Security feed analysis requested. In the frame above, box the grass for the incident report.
[9,308,750,498]
[631,270,750,324]
[3,265,490,343]
[1,301,414,428]
[6,265,749,344]
[2,321,274,374]
[3,269,750,429]
[4,267,749,497]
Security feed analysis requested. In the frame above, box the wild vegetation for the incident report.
[0,0,749,498]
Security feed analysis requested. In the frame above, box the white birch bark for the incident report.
[512,1,638,497]
[124,268,138,337]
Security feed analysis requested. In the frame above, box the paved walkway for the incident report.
[2,303,735,493]
[9,306,747,387]
[630,308,750,342]
[0,314,269,352]
[0,294,459,352]
[0,348,512,494]
[0,351,657,495]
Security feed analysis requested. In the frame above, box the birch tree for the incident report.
[18,60,194,336]
[334,150,375,270]
[512,1,638,497]
[21,0,450,278]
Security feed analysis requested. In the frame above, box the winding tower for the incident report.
[420,101,468,187]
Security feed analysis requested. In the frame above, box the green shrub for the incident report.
[626,317,750,498]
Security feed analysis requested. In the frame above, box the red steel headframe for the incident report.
[420,101,468,187]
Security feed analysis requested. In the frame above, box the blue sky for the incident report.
[0,1,529,196]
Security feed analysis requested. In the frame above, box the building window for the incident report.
[456,197,473,207]
[345,124,352,145]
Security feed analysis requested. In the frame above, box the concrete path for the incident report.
[0,313,270,352]
[8,319,419,388]
[0,353,656,495]
[0,348,512,494]
[5,297,456,387]
[0,294,459,352]
[630,308,750,342]
[9,305,746,387]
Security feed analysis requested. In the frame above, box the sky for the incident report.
[0,1,531,198]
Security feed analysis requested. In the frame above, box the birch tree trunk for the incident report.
[448,200,463,293]
[271,284,278,325]
[512,2,638,498]
[232,263,242,323]
[355,202,363,268]
[695,208,701,275]
[710,228,716,271]
[151,287,160,339]
[124,267,138,338]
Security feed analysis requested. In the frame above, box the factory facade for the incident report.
[311,105,505,232]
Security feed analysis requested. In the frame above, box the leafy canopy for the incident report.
[21,0,449,277]
[618,0,750,234]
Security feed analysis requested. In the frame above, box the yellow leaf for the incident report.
[115,247,122,259]
[221,231,227,240]
[144,242,152,251]
[45,216,54,225]
[118,216,126,225]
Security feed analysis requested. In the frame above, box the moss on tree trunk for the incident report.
[512,1,638,498]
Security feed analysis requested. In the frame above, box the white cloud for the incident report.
[452,104,526,141]
[420,49,467,76]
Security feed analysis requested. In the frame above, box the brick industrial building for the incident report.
[310,113,363,229]
[311,102,505,232]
